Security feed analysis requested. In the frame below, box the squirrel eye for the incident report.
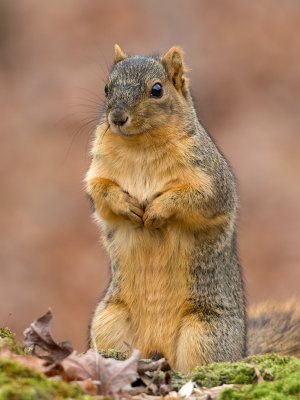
[104,84,108,96]
[150,83,163,98]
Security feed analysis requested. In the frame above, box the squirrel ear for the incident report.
[114,44,127,64]
[161,46,187,92]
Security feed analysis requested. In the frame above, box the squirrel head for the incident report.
[104,45,190,137]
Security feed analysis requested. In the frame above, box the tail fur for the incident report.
[248,299,300,357]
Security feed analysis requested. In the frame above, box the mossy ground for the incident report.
[0,357,95,400]
[1,328,300,399]
[190,353,300,399]
[103,351,300,399]
[0,328,95,399]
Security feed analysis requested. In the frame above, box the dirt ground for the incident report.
[0,0,299,350]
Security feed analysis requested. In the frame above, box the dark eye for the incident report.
[104,84,108,96]
[150,83,163,98]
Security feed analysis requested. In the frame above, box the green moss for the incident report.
[191,360,256,387]
[219,376,300,400]
[0,327,27,355]
[190,353,300,387]
[0,357,95,400]
[151,370,189,391]
[0,327,14,339]
[190,354,300,399]
[98,348,129,360]
[169,370,190,391]
[244,353,300,381]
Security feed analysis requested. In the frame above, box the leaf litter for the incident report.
[1,309,255,399]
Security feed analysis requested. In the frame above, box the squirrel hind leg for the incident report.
[175,313,245,374]
[90,302,135,352]
[248,299,300,357]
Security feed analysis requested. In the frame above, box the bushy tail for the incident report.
[248,299,300,357]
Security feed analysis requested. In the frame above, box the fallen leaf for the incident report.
[23,309,73,364]
[159,383,173,395]
[96,348,141,396]
[60,349,100,381]
[60,348,140,396]
[178,381,194,398]
[0,347,48,373]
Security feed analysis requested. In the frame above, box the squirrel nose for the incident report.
[110,110,129,127]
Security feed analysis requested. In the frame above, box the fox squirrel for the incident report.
[85,45,299,373]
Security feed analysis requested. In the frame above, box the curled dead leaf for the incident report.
[23,309,73,364]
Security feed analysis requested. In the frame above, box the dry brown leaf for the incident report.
[0,347,48,373]
[96,348,140,396]
[60,348,140,396]
[60,349,100,381]
[23,309,73,364]
[159,383,173,395]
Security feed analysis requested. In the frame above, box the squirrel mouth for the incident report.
[109,124,132,136]
[109,122,142,137]
[108,112,132,136]
[108,114,146,137]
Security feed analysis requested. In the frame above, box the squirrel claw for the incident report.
[143,210,166,229]
[127,211,144,226]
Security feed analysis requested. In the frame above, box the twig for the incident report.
[138,358,170,374]
[251,362,264,383]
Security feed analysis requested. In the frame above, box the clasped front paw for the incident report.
[142,201,171,229]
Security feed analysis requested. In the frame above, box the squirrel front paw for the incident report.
[113,191,144,226]
[89,178,144,226]
[143,194,174,229]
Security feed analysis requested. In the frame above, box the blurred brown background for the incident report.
[1,0,299,351]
